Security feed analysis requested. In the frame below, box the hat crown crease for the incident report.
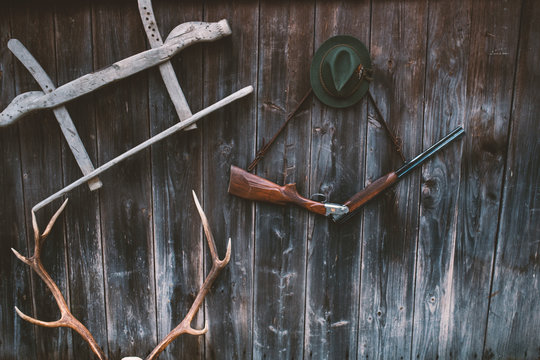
[329,48,357,92]
[310,35,371,108]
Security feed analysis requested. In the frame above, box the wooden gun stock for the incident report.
[228,165,326,215]
[228,125,464,223]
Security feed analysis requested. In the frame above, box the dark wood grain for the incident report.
[54,2,108,359]
[0,6,36,360]
[147,2,204,359]
[202,2,258,359]
[450,0,522,357]
[357,1,427,358]
[305,1,370,359]
[10,4,72,359]
[484,0,540,357]
[1,1,540,358]
[411,0,472,358]
[202,3,258,358]
[91,2,156,358]
[254,1,314,358]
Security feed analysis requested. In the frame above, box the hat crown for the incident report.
[326,47,360,93]
[310,35,371,108]
[320,45,363,99]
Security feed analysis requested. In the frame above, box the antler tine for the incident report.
[41,198,69,239]
[31,199,68,257]
[192,190,232,266]
[145,191,231,360]
[13,200,107,360]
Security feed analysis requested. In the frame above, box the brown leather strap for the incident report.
[366,90,406,162]
[248,88,313,172]
[248,86,406,172]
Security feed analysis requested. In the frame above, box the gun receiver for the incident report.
[228,126,465,222]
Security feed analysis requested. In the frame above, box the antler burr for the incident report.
[12,199,107,360]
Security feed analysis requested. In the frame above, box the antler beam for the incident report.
[12,199,107,360]
[144,191,231,360]
[14,193,231,360]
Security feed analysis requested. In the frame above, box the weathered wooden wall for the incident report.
[1,0,538,359]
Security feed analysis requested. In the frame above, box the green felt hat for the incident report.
[310,35,372,108]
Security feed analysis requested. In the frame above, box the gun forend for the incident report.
[332,171,399,223]
[334,126,465,223]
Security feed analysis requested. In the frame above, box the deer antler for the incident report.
[13,193,230,360]
[12,199,107,360]
[144,191,231,360]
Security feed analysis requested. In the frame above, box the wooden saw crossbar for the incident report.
[137,0,197,130]
[7,39,104,191]
[1,10,235,192]
[0,2,253,212]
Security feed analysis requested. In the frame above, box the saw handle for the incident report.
[0,91,44,127]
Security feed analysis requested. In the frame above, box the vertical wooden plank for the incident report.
[411,0,472,358]
[358,1,427,358]
[0,5,36,359]
[203,1,258,359]
[10,3,72,359]
[148,1,204,359]
[484,0,540,357]
[253,1,314,358]
[305,2,370,359]
[448,0,521,357]
[92,1,156,358]
[54,1,108,359]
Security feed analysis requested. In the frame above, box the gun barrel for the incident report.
[395,126,465,178]
[334,126,464,223]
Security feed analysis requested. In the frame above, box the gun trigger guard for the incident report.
[310,193,327,203]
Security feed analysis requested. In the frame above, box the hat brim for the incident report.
[310,35,371,109]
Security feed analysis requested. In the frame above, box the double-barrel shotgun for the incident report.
[228,126,464,223]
